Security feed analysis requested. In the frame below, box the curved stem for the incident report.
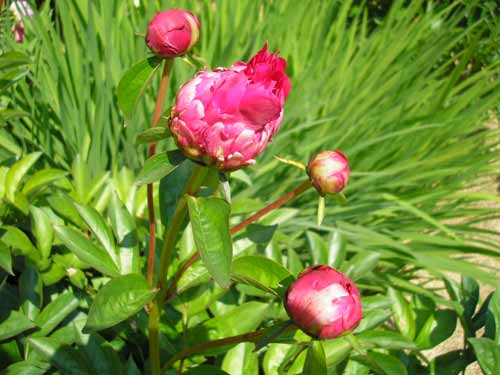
[162,328,269,371]
[147,58,174,286]
[148,164,206,375]
[165,180,312,300]
[230,180,312,234]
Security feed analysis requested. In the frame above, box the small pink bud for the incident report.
[284,265,362,339]
[307,150,350,196]
[146,9,200,58]
[169,44,291,171]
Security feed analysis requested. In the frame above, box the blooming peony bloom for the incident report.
[307,150,350,195]
[9,1,34,43]
[169,44,291,170]
[285,265,362,339]
[146,9,200,58]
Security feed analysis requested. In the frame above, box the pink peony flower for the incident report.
[169,44,291,171]
[285,265,362,339]
[146,9,200,58]
[307,150,350,195]
[9,1,34,43]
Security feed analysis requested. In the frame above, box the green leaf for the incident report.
[433,349,473,375]
[172,281,225,316]
[125,356,141,375]
[72,154,89,204]
[0,51,31,71]
[469,337,500,375]
[306,231,328,265]
[85,274,157,331]
[0,109,30,125]
[20,265,43,320]
[263,344,294,375]
[0,310,36,341]
[388,287,416,340]
[30,206,54,259]
[221,343,259,375]
[0,129,21,156]
[0,240,13,275]
[354,309,392,333]
[135,126,170,144]
[360,352,408,375]
[33,292,79,337]
[187,196,233,288]
[22,169,67,196]
[343,251,380,281]
[357,330,417,350]
[187,302,268,347]
[77,333,124,375]
[303,341,327,375]
[486,285,500,344]
[117,56,162,118]
[135,150,185,185]
[159,159,194,228]
[53,225,120,277]
[0,226,38,261]
[27,337,92,375]
[74,203,119,268]
[5,358,51,375]
[231,255,293,296]
[415,309,457,349]
[5,152,41,204]
[328,228,346,268]
[47,192,85,227]
[108,193,140,274]
[287,248,303,276]
[323,337,352,367]
[0,339,21,367]
[461,276,479,321]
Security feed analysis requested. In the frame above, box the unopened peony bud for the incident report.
[307,150,349,196]
[169,44,291,171]
[285,265,362,339]
[146,9,200,58]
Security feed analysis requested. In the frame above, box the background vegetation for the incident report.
[0,0,499,374]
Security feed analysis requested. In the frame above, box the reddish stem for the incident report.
[165,180,312,299]
[146,59,174,286]
[230,180,312,234]
[162,328,268,371]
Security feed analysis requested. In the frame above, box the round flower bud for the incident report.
[284,265,362,339]
[169,44,291,171]
[146,9,200,58]
[307,150,349,196]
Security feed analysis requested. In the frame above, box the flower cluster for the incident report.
[146,8,360,341]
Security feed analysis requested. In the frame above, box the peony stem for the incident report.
[230,180,312,234]
[161,328,269,371]
[165,180,313,300]
[148,164,206,375]
[146,58,174,286]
